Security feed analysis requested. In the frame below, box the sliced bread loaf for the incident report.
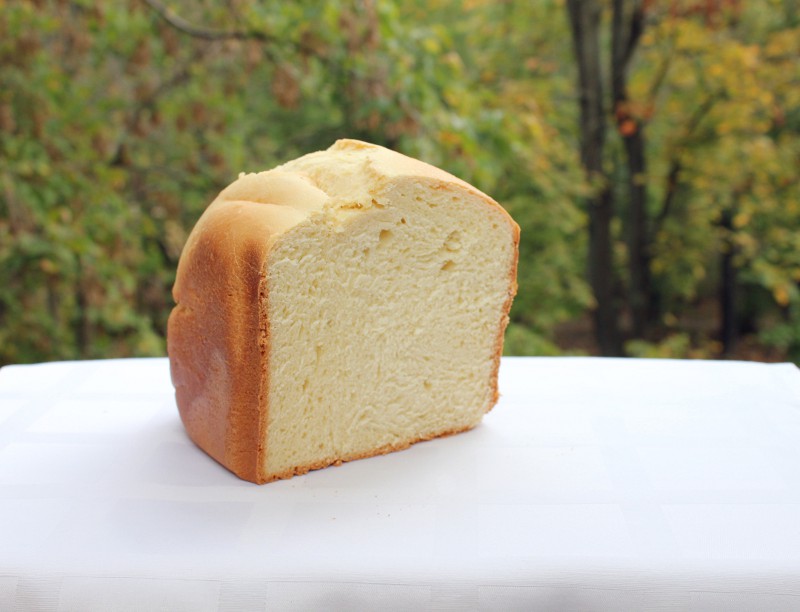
[168,139,519,483]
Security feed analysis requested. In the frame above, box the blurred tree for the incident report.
[566,0,625,355]
[634,0,800,356]
[0,0,797,364]
[564,0,800,358]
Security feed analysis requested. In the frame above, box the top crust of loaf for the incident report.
[207,139,511,247]
[168,139,520,483]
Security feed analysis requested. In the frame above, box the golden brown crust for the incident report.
[168,139,520,484]
[488,216,521,410]
[254,275,271,484]
[168,201,276,483]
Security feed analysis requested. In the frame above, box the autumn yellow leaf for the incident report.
[733,212,751,228]
[774,285,790,307]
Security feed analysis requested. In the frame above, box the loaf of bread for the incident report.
[168,139,519,483]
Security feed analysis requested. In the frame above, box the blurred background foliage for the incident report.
[0,0,798,365]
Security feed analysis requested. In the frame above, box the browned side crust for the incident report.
[168,201,275,483]
[489,216,520,410]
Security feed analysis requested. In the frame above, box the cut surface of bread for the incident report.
[168,139,519,483]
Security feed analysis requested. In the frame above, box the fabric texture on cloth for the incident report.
[1,357,800,611]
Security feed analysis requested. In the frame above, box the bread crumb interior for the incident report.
[263,183,515,478]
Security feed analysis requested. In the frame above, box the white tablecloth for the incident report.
[1,357,800,611]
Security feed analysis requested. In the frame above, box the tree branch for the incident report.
[651,93,720,240]
[653,157,681,236]
[110,45,211,168]
[683,92,719,141]
[625,1,645,65]
[143,0,318,61]
[646,23,679,106]
[143,0,269,42]
[612,0,645,99]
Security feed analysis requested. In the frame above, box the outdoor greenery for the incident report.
[1,0,799,365]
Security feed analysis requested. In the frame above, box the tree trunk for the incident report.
[720,208,738,357]
[75,256,91,358]
[611,0,652,337]
[622,126,651,335]
[567,0,624,356]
